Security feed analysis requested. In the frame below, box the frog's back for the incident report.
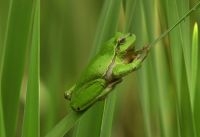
[76,38,116,86]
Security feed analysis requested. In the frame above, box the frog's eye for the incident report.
[117,37,126,45]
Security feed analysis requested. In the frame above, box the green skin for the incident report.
[64,32,149,111]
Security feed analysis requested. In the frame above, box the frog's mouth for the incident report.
[126,43,135,52]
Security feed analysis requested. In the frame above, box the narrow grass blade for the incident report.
[45,111,83,137]
[40,0,71,134]
[0,92,5,137]
[0,1,6,136]
[91,0,122,52]
[124,0,137,32]
[154,42,179,137]
[136,0,162,136]
[1,0,35,136]
[45,104,107,137]
[179,65,195,137]
[0,0,10,42]
[191,22,198,108]
[99,92,117,137]
[174,1,195,137]
[126,0,199,137]
[125,0,153,136]
[0,6,11,136]
[176,0,191,85]
[157,1,182,136]
[21,0,40,137]
[192,22,199,136]
[72,0,121,137]
[166,0,183,92]
[72,95,117,137]
[164,0,194,136]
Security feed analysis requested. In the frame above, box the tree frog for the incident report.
[64,32,149,111]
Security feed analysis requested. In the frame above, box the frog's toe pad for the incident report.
[64,92,71,100]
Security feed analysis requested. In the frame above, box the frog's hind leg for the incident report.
[97,79,122,101]
[70,79,106,111]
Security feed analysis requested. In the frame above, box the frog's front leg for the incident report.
[112,50,148,78]
[64,85,76,100]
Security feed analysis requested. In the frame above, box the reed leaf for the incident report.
[72,0,121,137]
[21,0,40,136]
[1,0,36,136]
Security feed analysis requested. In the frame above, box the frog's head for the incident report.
[115,32,136,55]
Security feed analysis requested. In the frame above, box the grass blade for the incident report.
[1,0,35,136]
[125,0,153,136]
[0,98,5,137]
[0,2,10,135]
[179,65,195,137]
[72,0,121,137]
[39,1,200,137]
[191,22,198,107]
[192,22,199,137]
[165,2,183,137]
[45,111,83,137]
[177,0,191,85]
[136,0,161,136]
[126,0,199,137]
[165,1,197,137]
[99,93,116,137]
[21,0,40,137]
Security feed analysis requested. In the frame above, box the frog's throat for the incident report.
[104,55,116,82]
[104,44,118,82]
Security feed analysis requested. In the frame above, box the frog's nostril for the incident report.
[77,107,80,111]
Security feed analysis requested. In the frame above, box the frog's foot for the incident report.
[135,45,150,53]
[134,45,149,61]
[64,92,71,100]
[64,85,76,100]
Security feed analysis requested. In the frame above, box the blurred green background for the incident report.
[0,0,200,137]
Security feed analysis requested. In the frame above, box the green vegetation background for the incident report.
[0,0,200,137]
